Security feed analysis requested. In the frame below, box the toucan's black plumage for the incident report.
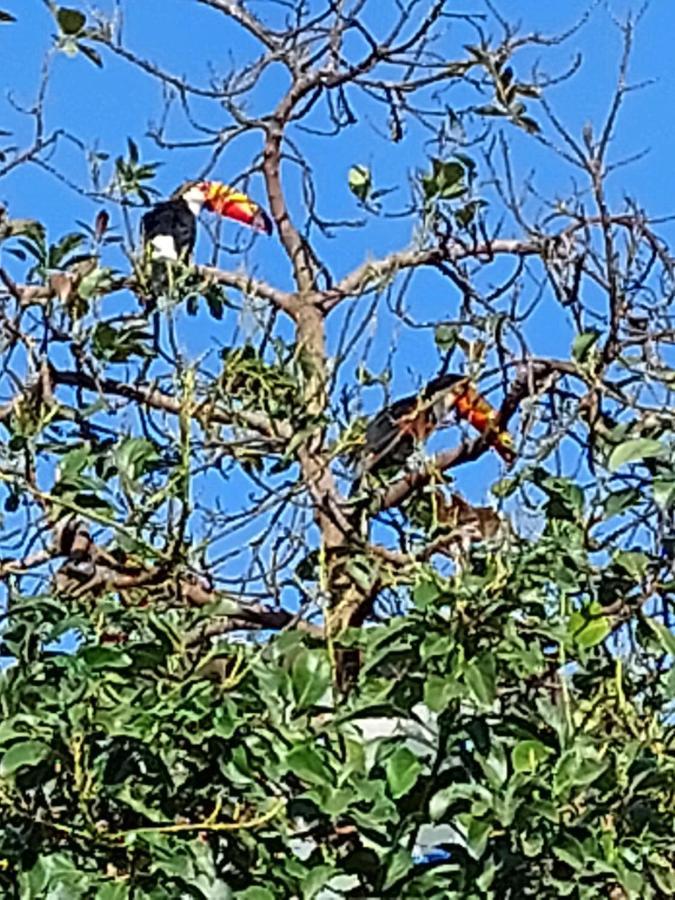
[356,374,514,483]
[141,197,197,262]
[140,179,273,266]
[360,374,465,475]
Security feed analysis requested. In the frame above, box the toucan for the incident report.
[141,180,273,262]
[357,374,515,477]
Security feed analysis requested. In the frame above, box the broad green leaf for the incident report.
[608,438,664,472]
[0,740,50,776]
[653,861,675,895]
[56,7,86,35]
[568,604,610,648]
[286,744,332,786]
[603,488,640,518]
[462,815,490,860]
[302,866,337,900]
[512,739,552,773]
[413,579,442,609]
[382,849,413,890]
[552,837,585,871]
[290,648,330,709]
[429,784,487,821]
[115,436,160,483]
[424,674,457,712]
[95,884,129,900]
[386,746,422,798]
[613,550,649,578]
[238,889,274,900]
[653,478,675,509]
[464,653,496,707]
[571,755,608,785]
[476,858,496,890]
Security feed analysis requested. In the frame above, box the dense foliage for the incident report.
[0,2,673,897]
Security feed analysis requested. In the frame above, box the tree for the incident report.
[0,1,673,896]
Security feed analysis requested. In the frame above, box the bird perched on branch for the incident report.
[356,374,515,479]
[141,180,273,263]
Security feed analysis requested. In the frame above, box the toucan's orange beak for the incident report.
[454,387,515,464]
[200,181,273,235]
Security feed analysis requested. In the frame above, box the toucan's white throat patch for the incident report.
[150,235,178,260]
[182,186,206,216]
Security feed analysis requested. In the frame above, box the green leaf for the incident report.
[56,444,91,483]
[413,579,442,609]
[81,646,132,669]
[464,653,496,707]
[552,837,585,870]
[0,740,50,776]
[422,158,466,201]
[286,744,332,786]
[644,616,675,655]
[382,849,413,890]
[652,859,675,895]
[424,674,458,712]
[536,473,584,519]
[653,478,675,509]
[455,198,487,228]
[613,550,649,578]
[491,476,517,499]
[386,746,422,798]
[603,488,640,518]
[80,44,103,68]
[571,329,600,362]
[115,436,160,483]
[348,164,371,202]
[434,324,457,351]
[568,604,610,648]
[290,648,330,709]
[463,815,490,859]
[238,889,274,900]
[302,866,337,900]
[516,115,540,134]
[95,884,129,900]
[475,104,506,117]
[512,739,552,773]
[608,438,665,471]
[56,7,86,35]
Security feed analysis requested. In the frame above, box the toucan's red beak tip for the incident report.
[254,209,273,235]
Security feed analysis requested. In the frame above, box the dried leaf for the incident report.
[94,209,109,241]
[49,272,73,303]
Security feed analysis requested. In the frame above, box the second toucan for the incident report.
[359,374,515,475]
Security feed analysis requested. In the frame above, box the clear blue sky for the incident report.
[0,0,673,549]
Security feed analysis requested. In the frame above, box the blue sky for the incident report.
[3,1,674,248]
[0,0,674,590]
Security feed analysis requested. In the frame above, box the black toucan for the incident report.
[357,374,515,478]
[141,180,272,263]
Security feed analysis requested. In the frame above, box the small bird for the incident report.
[141,180,272,263]
[357,374,515,477]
